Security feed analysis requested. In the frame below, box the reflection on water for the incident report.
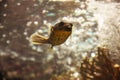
[0,0,120,80]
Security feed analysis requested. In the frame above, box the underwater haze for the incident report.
[0,0,120,80]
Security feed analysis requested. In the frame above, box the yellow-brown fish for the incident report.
[30,21,73,48]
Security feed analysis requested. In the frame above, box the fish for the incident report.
[30,21,73,48]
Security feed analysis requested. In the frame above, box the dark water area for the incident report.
[0,0,120,80]
[0,1,84,79]
[0,0,81,54]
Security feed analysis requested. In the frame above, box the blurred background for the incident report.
[0,0,120,80]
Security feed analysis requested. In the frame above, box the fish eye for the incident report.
[67,24,72,28]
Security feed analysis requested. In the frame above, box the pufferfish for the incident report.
[30,21,73,48]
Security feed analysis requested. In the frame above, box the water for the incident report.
[0,0,120,80]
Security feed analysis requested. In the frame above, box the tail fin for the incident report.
[30,32,49,45]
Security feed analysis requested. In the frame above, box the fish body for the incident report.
[30,21,73,48]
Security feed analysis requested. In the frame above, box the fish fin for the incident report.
[30,32,49,45]
[50,44,54,49]
[48,26,53,35]
[51,26,54,32]
[46,44,55,53]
